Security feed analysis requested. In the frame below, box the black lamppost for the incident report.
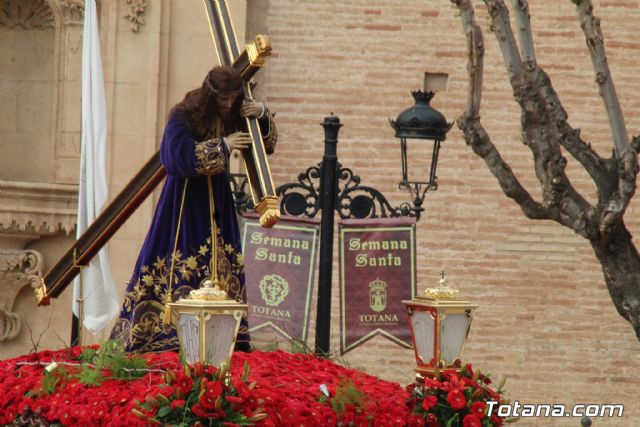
[231,88,452,357]
[390,90,452,220]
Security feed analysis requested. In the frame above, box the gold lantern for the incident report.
[402,271,477,379]
[169,279,247,367]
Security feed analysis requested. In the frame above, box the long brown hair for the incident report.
[172,65,244,139]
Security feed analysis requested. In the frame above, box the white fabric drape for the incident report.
[72,0,119,334]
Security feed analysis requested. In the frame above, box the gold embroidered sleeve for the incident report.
[194,138,227,175]
[260,109,278,155]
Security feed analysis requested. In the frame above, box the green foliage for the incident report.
[77,347,98,364]
[76,366,105,387]
[261,340,279,352]
[83,339,148,381]
[135,360,264,427]
[242,361,250,382]
[35,365,70,396]
[33,340,150,396]
[289,339,311,354]
[323,376,367,416]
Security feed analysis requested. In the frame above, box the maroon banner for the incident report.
[339,217,416,354]
[242,214,319,342]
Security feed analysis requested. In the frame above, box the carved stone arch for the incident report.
[0,0,56,29]
[44,0,85,27]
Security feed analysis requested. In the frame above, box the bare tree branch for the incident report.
[459,116,552,221]
[22,310,53,356]
[452,0,551,222]
[573,0,629,155]
[457,1,484,117]
[510,0,536,65]
[573,0,637,233]
[509,0,608,191]
[484,0,524,85]
[601,144,639,232]
[481,0,598,237]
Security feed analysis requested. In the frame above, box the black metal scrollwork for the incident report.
[231,163,424,220]
[275,163,322,217]
[335,165,397,219]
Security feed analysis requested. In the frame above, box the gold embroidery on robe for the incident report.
[115,229,244,353]
[194,137,226,175]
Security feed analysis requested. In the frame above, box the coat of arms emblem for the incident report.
[259,274,289,307]
[368,278,387,312]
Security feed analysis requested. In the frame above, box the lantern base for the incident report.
[414,360,463,383]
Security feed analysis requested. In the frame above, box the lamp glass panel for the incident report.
[440,312,470,364]
[177,313,199,364]
[411,309,435,363]
[204,313,239,367]
[406,139,434,184]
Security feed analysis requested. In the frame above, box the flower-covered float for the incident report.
[0,342,511,426]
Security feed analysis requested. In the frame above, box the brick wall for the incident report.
[250,1,640,425]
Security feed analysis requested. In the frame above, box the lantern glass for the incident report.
[204,314,239,364]
[176,311,241,366]
[440,311,472,364]
[178,313,199,363]
[400,137,408,184]
[401,138,439,187]
[410,309,435,364]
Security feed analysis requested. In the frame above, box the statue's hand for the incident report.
[240,100,266,119]
[224,131,252,151]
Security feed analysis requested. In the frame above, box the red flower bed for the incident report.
[0,347,418,426]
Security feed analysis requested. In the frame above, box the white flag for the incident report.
[72,0,119,334]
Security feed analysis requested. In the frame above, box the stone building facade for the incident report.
[1,0,639,425]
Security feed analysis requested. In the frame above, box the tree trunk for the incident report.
[591,223,640,340]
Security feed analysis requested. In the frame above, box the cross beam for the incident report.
[202,0,281,227]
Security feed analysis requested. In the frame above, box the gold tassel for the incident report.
[163,303,173,325]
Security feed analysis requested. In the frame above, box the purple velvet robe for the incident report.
[111,108,277,353]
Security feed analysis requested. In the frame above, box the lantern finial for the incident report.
[423,270,460,300]
[188,277,232,302]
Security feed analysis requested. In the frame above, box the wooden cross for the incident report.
[35,0,279,305]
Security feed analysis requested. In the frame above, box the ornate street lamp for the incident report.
[390,90,452,219]
[169,279,247,367]
[402,272,477,380]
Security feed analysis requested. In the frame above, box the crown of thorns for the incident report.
[204,75,243,97]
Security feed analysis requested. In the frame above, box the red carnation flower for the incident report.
[206,381,223,398]
[200,383,223,410]
[421,395,438,411]
[447,389,467,410]
[470,401,486,418]
[175,375,193,394]
[463,414,482,427]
